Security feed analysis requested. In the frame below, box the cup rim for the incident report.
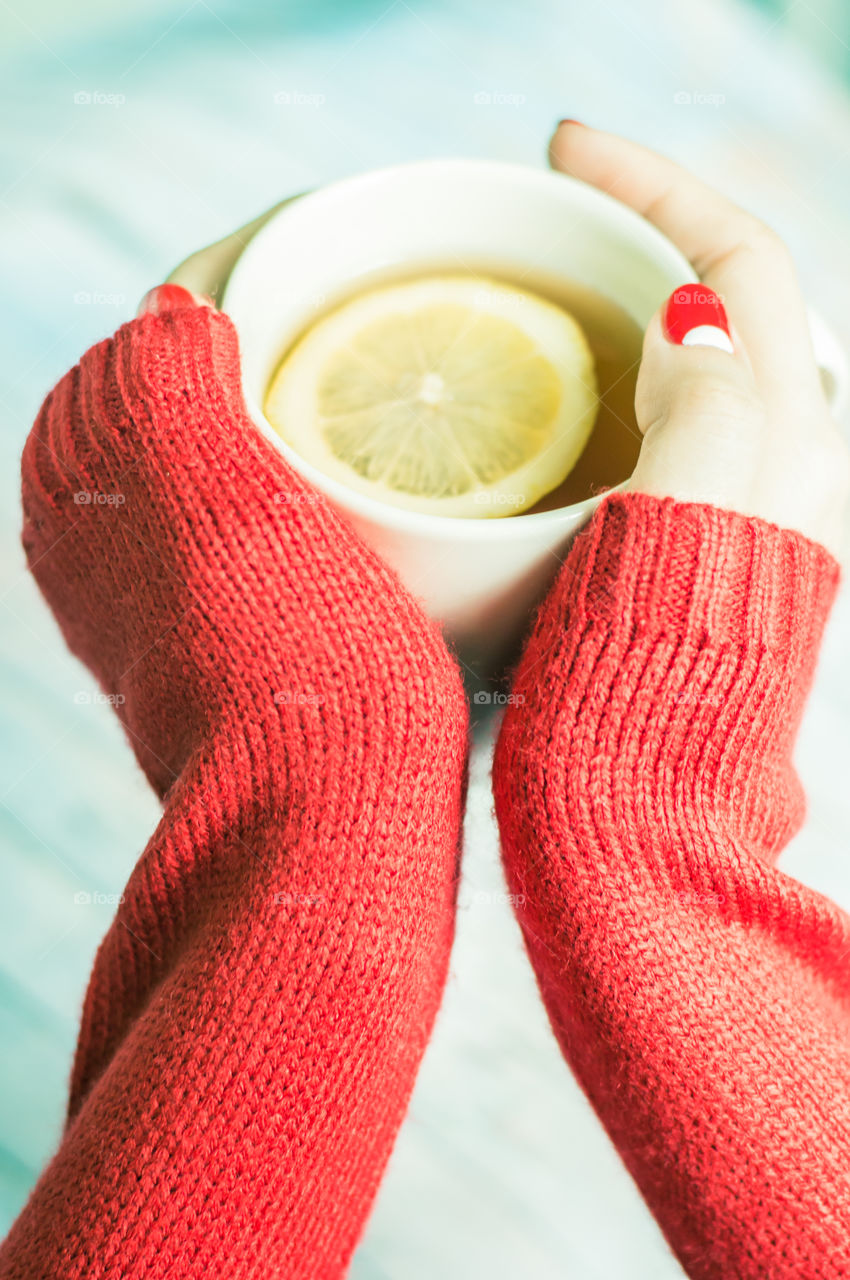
[223,156,696,541]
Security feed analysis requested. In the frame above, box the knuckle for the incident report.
[742,218,790,261]
[668,377,763,429]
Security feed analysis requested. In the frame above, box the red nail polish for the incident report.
[137,284,208,317]
[663,283,733,352]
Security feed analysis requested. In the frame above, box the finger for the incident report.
[548,123,823,408]
[137,284,216,317]
[631,284,767,512]
[165,198,298,305]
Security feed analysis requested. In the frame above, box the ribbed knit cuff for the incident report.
[504,492,842,885]
[565,493,840,658]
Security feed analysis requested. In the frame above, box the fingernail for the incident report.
[137,284,213,317]
[663,283,734,354]
[557,118,584,128]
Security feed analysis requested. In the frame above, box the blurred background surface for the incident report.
[2,1,850,1275]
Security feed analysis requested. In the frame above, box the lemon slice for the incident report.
[264,274,599,518]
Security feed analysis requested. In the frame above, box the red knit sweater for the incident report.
[3,309,469,1280]
[494,493,849,1277]
[2,307,847,1278]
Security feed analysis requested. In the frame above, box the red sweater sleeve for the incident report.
[493,492,850,1279]
[0,310,468,1280]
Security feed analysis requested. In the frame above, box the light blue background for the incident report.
[2,1,850,1275]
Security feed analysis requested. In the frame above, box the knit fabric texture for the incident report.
[1,306,469,1279]
[3,301,848,1280]
[493,492,848,1279]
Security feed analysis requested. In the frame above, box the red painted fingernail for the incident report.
[137,284,213,317]
[557,118,584,128]
[662,283,734,353]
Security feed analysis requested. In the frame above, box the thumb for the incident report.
[630,284,767,512]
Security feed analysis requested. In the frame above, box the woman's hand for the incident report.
[550,122,850,557]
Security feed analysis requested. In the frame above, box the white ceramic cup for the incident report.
[221,158,847,673]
